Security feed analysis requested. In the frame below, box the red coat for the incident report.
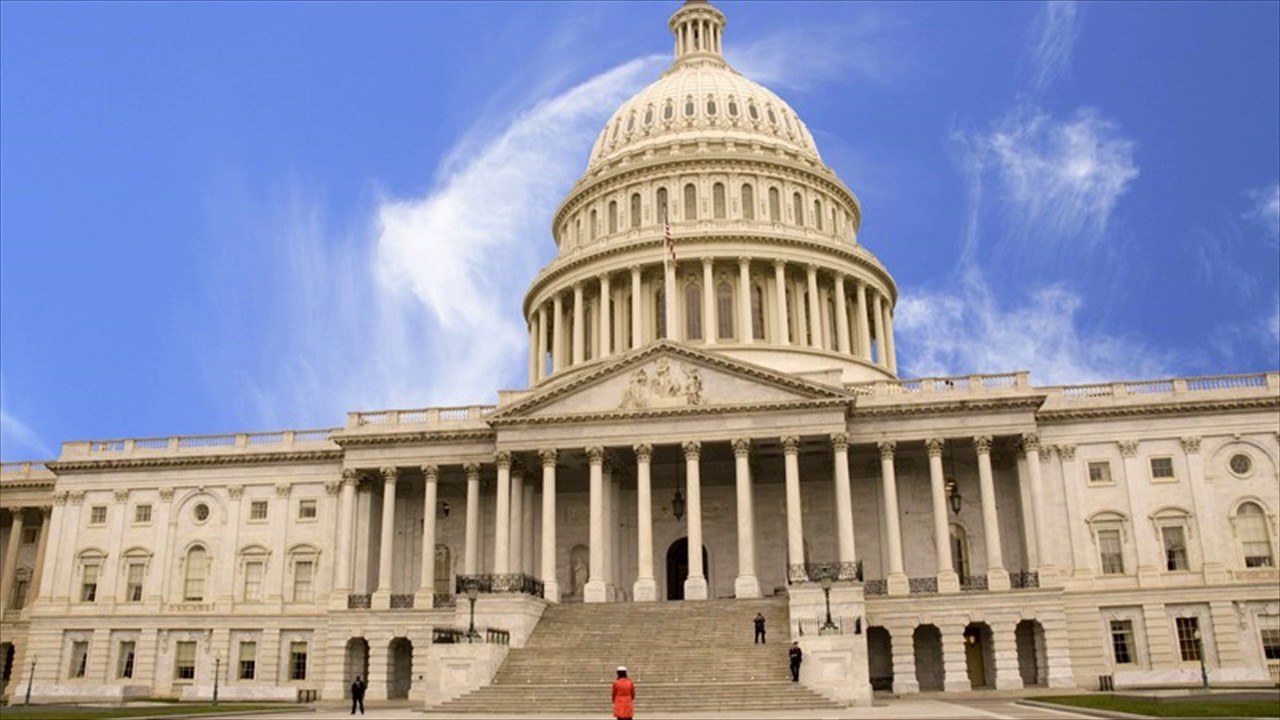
[612,677,635,719]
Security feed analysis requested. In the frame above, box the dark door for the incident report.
[665,538,709,600]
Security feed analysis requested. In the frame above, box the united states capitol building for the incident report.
[2,0,1278,710]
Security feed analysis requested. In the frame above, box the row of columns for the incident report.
[0,506,51,616]
[527,259,897,384]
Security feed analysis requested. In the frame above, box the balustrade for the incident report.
[455,573,545,598]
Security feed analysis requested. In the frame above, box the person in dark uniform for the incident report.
[754,612,767,644]
[350,675,366,714]
[789,642,803,682]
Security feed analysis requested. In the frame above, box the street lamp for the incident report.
[819,572,837,634]
[1193,629,1209,689]
[945,477,962,515]
[23,656,36,706]
[465,583,481,643]
[671,488,685,521]
[212,653,220,706]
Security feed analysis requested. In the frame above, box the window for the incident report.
[768,187,780,222]
[293,560,315,603]
[814,199,823,230]
[1238,502,1274,567]
[684,97,694,117]
[741,184,754,220]
[134,504,152,524]
[655,287,667,339]
[706,97,716,115]
[751,284,766,340]
[118,641,136,679]
[1162,526,1189,571]
[1229,453,1253,477]
[69,641,89,679]
[126,563,145,602]
[193,503,210,522]
[1110,620,1135,664]
[20,526,38,544]
[1150,456,1175,481]
[712,182,726,219]
[184,546,207,601]
[589,209,597,241]
[174,641,197,681]
[1175,617,1202,662]
[1098,529,1125,575]
[683,183,697,221]
[584,303,594,360]
[89,506,107,525]
[297,499,317,520]
[716,282,734,340]
[608,200,618,234]
[663,100,674,121]
[81,564,100,602]
[1087,461,1113,485]
[1262,626,1280,661]
[656,188,669,223]
[243,560,264,602]
[249,501,268,521]
[289,641,308,681]
[629,193,641,229]
[238,641,257,680]
[792,192,804,226]
[748,102,759,121]
[685,283,703,340]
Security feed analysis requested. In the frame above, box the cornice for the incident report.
[852,396,1047,419]
[0,478,57,490]
[47,450,343,473]
[488,397,852,428]
[1037,396,1280,423]
[332,429,496,448]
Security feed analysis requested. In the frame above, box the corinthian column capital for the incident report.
[538,449,559,467]
[830,433,849,453]
[633,443,653,463]
[495,451,513,469]
[682,440,702,461]
[780,435,801,455]
[973,435,993,455]
[585,446,605,465]
[731,438,751,458]
[925,438,944,458]
[877,440,897,460]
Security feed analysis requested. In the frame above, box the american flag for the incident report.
[663,211,676,268]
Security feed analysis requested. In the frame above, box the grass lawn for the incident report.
[1036,694,1280,718]
[0,703,293,720]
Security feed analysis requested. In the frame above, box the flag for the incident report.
[663,211,676,269]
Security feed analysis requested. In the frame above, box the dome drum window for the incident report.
[1229,453,1253,477]
[748,103,759,121]
[644,107,654,126]
[706,96,717,116]
[193,503,210,523]
[684,97,695,118]
[727,98,739,117]
[664,101,674,121]
[626,113,635,132]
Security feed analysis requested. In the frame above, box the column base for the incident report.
[584,579,608,604]
[1202,562,1229,585]
[734,574,761,599]
[371,591,391,610]
[936,570,961,594]
[887,573,909,596]
[943,676,972,692]
[1036,565,1061,589]
[683,575,708,600]
[633,578,657,602]
[414,590,436,609]
[543,580,560,604]
[987,568,1010,592]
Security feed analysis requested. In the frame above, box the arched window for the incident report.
[706,97,717,116]
[741,184,755,220]
[584,303,594,360]
[751,284,766,340]
[768,187,781,222]
[802,291,813,345]
[717,282,734,339]
[814,199,824,230]
[655,286,667,339]
[574,219,581,245]
[608,201,618,234]
[1237,502,1274,567]
[183,546,208,602]
[684,183,698,221]
[630,193,641,229]
[684,96,695,118]
[685,283,703,340]
[589,209,597,241]
[623,292,634,348]
[712,183,726,219]
[656,188,669,223]
[793,192,805,227]
[663,100,674,121]
[826,296,837,348]
[950,524,970,582]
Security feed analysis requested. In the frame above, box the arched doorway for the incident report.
[387,638,412,699]
[913,625,944,691]
[964,623,995,689]
[0,642,14,695]
[343,638,370,699]
[665,538,708,600]
[867,626,894,691]
[1016,619,1046,687]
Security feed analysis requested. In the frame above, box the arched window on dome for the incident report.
[656,188,669,223]
[782,110,793,133]
[664,100,675,122]
[684,184,698,221]
[717,281,734,340]
[712,183,726,219]
[748,102,760,121]
[630,193,642,229]
[611,119,621,143]
[751,283,766,341]
[608,201,618,235]
[826,295,836,349]
[684,96,695,118]
[685,282,703,340]
[644,106,653,126]
[655,286,667,340]
[626,113,635,133]
[768,187,781,222]
[793,192,804,227]
[183,545,208,602]
[741,184,755,220]
[767,107,778,126]
[728,98,739,117]
[814,199,824,230]
[589,209,598,241]
[706,96,717,116]
[623,291,633,349]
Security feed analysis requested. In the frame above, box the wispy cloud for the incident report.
[729,17,900,91]
[1027,1,1081,94]
[0,376,53,459]
[1244,182,1280,239]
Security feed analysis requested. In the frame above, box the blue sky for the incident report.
[2,1,1277,460]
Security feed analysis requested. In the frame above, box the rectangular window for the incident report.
[69,641,89,679]
[20,526,38,544]
[1175,617,1202,662]
[118,641,136,679]
[1110,620,1135,664]
[293,561,314,603]
[174,641,197,681]
[243,561,264,602]
[134,504,152,524]
[1162,526,1189,571]
[81,564,100,602]
[289,641,308,681]
[238,641,257,680]
[11,579,29,609]
[1087,461,1112,485]
[126,563,145,602]
[249,500,268,521]
[1262,627,1280,661]
[297,499,317,520]
[89,505,107,524]
[1098,529,1125,575]
[1150,456,1175,480]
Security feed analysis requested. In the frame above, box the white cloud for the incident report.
[1027,1,1080,94]
[0,376,53,459]
[1268,293,1280,347]
[1244,182,1280,239]
[728,20,897,91]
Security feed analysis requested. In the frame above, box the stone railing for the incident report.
[61,429,338,460]
[847,372,1031,397]
[0,461,50,475]
[1044,372,1278,400]
[787,561,863,584]
[346,405,498,429]
[169,602,215,613]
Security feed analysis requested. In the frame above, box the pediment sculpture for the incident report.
[619,358,704,409]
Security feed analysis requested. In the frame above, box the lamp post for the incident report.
[819,572,837,634]
[23,656,35,706]
[212,653,220,706]
[465,583,480,643]
[945,477,962,515]
[1193,629,1209,689]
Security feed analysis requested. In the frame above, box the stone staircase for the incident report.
[431,597,844,714]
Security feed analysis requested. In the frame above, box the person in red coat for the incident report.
[612,666,635,720]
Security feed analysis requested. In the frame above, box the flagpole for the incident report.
[663,210,677,341]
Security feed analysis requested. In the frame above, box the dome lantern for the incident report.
[669,0,727,67]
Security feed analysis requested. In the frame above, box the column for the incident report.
[572,283,585,365]
[509,464,524,575]
[702,258,716,344]
[890,623,920,694]
[630,266,643,349]
[633,444,657,601]
[585,446,607,603]
[1118,440,1159,584]
[0,508,26,612]
[884,304,897,374]
[528,316,538,385]
[144,489,171,604]
[536,305,548,381]
[878,441,908,595]
[782,436,806,579]
[855,281,871,361]
[491,452,512,575]
[521,481,536,578]
[1181,437,1226,583]
[551,294,564,374]
[28,506,51,608]
[941,623,973,691]
[463,463,481,575]
[682,440,707,600]
[602,458,615,599]
[598,274,612,358]
[992,621,1022,689]
[417,466,439,607]
[732,439,760,598]
[1053,444,1089,578]
[772,260,789,344]
[1021,433,1058,586]
[738,258,753,343]
[974,436,1010,590]
[37,494,66,601]
[334,470,358,596]
[926,439,960,593]
[539,450,560,602]
[872,291,886,368]
[831,433,857,568]
[373,467,399,607]
[833,274,850,354]
[805,265,821,348]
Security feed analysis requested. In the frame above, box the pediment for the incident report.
[489,341,850,423]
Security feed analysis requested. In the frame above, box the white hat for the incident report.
[617,666,627,672]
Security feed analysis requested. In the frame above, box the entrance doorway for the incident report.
[387,638,412,699]
[343,638,370,699]
[913,625,944,691]
[1016,619,1046,687]
[964,623,994,689]
[665,538,708,600]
